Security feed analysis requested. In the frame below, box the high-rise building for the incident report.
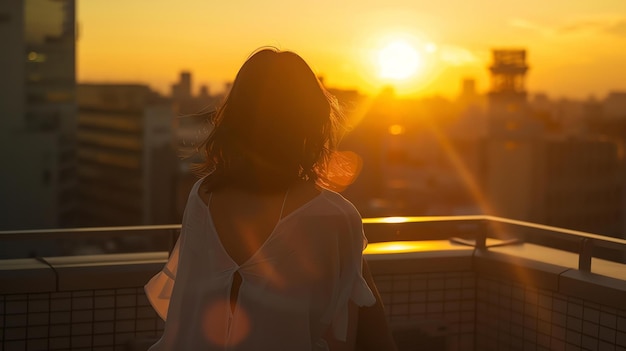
[483,49,623,237]
[486,49,543,138]
[534,140,622,236]
[483,49,538,220]
[76,84,177,227]
[0,0,77,230]
[585,91,626,237]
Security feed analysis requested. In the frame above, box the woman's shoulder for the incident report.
[180,176,209,216]
[316,188,362,221]
[319,187,358,208]
[278,181,361,223]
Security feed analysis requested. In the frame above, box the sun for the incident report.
[377,40,422,80]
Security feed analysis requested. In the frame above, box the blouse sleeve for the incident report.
[145,178,203,321]
[144,231,182,321]
[322,204,376,342]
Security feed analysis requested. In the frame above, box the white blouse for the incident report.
[145,179,376,350]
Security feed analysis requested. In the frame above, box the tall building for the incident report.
[585,91,626,237]
[533,140,622,236]
[76,84,177,227]
[486,49,542,137]
[483,49,540,220]
[483,49,623,237]
[0,0,77,230]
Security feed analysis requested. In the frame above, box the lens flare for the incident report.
[202,299,250,347]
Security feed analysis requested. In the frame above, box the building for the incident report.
[171,71,192,102]
[483,49,623,238]
[604,91,626,120]
[535,139,622,236]
[585,91,626,237]
[168,71,224,219]
[483,49,539,220]
[76,84,177,227]
[0,0,77,230]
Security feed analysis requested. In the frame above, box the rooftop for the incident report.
[1,215,625,350]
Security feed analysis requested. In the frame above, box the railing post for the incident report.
[578,238,592,272]
[475,220,488,250]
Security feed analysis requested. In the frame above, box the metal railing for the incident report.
[362,215,626,271]
[2,215,626,272]
[0,224,180,259]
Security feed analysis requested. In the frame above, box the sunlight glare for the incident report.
[380,216,410,223]
[424,43,437,53]
[364,241,462,254]
[365,242,423,254]
[378,40,421,80]
[388,124,405,135]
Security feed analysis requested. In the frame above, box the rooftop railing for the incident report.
[361,215,626,271]
[1,216,626,350]
[2,214,625,269]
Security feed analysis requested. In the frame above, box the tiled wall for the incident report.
[3,268,626,351]
[0,271,476,351]
[0,288,163,351]
[475,276,626,351]
[375,271,476,351]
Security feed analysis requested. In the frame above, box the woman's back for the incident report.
[200,180,321,266]
[200,180,323,317]
[146,178,375,350]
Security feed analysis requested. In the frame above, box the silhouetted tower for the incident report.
[489,50,528,98]
[483,49,538,220]
[487,49,541,137]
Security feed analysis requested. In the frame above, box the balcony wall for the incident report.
[1,218,626,351]
[0,253,166,351]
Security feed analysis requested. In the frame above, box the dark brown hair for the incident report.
[195,47,344,192]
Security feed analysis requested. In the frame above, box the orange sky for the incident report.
[78,0,626,100]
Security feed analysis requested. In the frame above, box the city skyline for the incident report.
[78,0,626,100]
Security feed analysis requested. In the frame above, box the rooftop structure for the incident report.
[489,50,529,96]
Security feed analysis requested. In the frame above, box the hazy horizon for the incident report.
[78,0,626,100]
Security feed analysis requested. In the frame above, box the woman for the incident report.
[145,48,396,350]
